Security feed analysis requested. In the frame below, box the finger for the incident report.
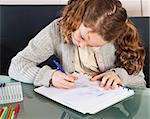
[66,72,78,80]
[60,84,74,89]
[100,75,109,87]
[104,78,114,90]
[118,80,124,86]
[60,79,75,89]
[111,80,117,90]
[91,73,105,81]
[62,73,76,82]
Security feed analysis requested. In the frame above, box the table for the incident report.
[0,75,150,119]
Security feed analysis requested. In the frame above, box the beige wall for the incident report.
[120,0,141,16]
[0,0,149,16]
[142,0,150,16]
[120,0,150,16]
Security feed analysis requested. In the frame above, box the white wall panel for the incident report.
[142,0,150,16]
[0,0,147,17]
[0,0,63,5]
[60,0,68,4]
[120,0,142,16]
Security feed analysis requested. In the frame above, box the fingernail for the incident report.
[73,77,78,80]
[91,78,95,81]
[100,84,103,88]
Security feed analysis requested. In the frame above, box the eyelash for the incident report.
[80,33,85,40]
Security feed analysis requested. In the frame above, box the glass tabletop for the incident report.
[0,75,150,119]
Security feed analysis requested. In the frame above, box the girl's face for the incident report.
[72,24,107,48]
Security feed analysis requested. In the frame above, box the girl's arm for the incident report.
[98,43,146,88]
[8,19,60,87]
[111,68,146,88]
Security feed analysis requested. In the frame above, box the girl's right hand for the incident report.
[52,71,78,89]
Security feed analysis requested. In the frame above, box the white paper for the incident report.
[34,72,134,114]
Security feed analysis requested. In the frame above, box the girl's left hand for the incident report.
[91,70,124,90]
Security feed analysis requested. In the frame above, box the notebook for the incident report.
[34,72,134,114]
[0,82,23,104]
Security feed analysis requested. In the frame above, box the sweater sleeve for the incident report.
[111,68,146,88]
[8,19,60,87]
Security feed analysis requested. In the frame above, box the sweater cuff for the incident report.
[34,65,57,87]
[110,68,130,85]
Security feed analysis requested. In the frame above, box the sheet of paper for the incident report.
[54,73,130,109]
[34,72,134,114]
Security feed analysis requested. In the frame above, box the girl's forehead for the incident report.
[79,23,92,35]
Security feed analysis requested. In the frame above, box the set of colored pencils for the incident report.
[0,103,20,119]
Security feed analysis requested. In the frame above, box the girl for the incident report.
[8,0,146,89]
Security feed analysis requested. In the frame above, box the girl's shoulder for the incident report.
[49,17,62,26]
[46,17,62,33]
[44,17,63,42]
[100,42,116,51]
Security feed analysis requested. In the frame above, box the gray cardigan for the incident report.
[8,18,146,88]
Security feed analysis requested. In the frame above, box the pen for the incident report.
[0,107,6,119]
[53,60,65,73]
[0,83,5,88]
[6,105,12,119]
[2,106,8,119]
[10,111,14,119]
[0,83,2,88]
[14,103,20,116]
[52,60,78,82]
[3,83,6,87]
[8,107,13,119]
[0,108,4,117]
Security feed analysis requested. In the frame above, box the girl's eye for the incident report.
[80,33,85,41]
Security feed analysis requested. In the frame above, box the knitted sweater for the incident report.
[8,18,146,88]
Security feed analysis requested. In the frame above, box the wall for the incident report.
[120,0,150,16]
[0,0,150,16]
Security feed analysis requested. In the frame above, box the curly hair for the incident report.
[114,19,145,75]
[59,0,90,43]
[59,0,145,75]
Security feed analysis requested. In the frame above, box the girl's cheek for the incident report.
[72,38,77,45]
[71,33,77,45]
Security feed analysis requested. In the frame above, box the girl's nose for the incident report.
[78,42,86,48]
[76,40,80,47]
[77,44,80,47]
